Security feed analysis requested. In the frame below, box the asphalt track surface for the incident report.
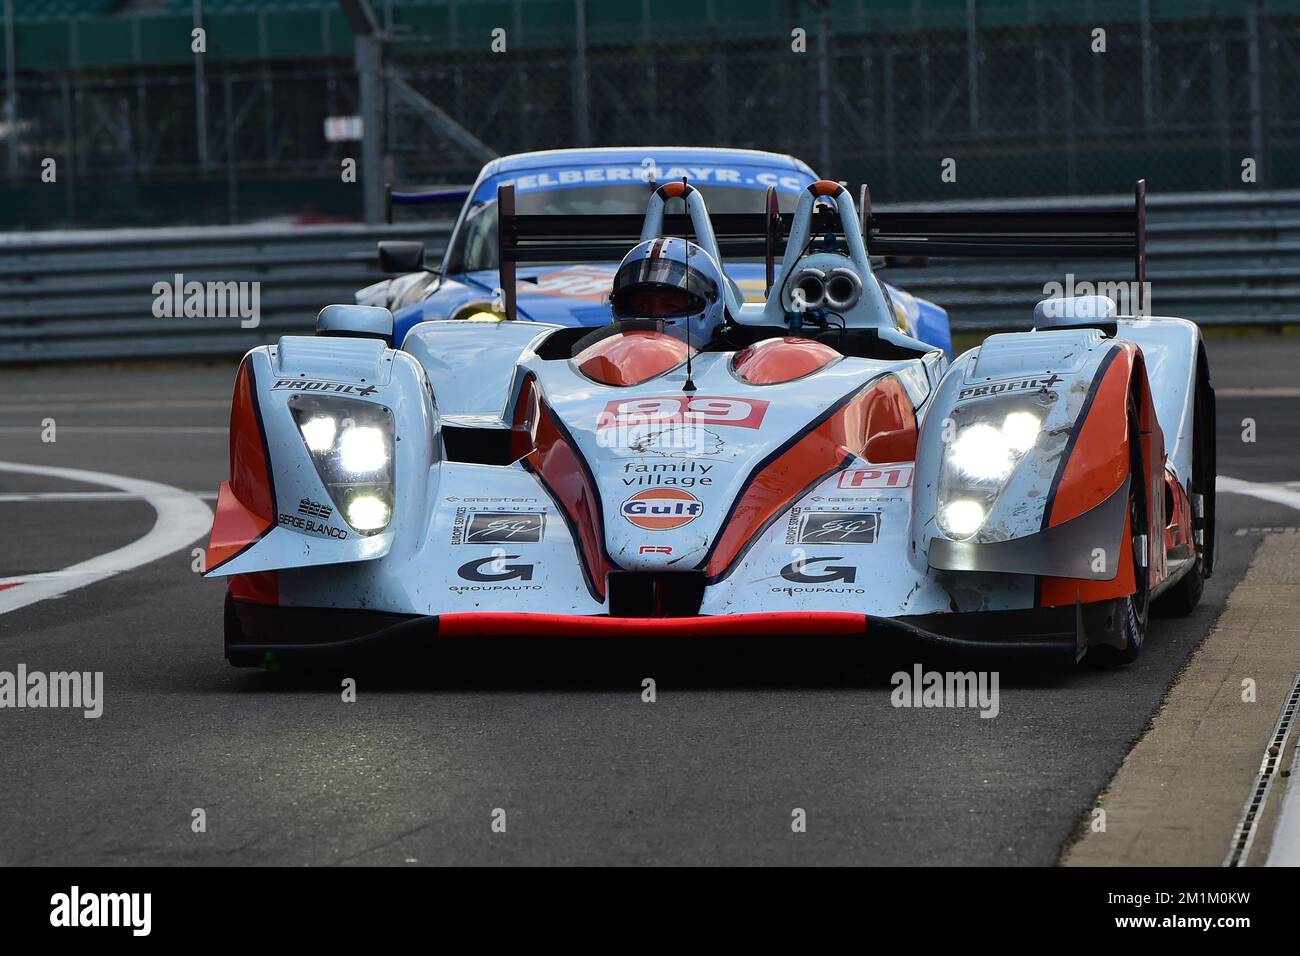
[0,336,1297,866]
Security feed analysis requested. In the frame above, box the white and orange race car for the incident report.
[203,177,1214,667]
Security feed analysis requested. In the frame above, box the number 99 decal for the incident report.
[596,395,770,430]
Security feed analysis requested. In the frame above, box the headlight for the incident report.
[940,499,987,537]
[338,425,389,473]
[936,399,1044,540]
[290,395,395,535]
[298,415,337,454]
[345,493,392,532]
[456,302,507,323]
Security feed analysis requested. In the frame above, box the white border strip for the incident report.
[1227,673,1300,865]
[1267,724,1300,866]
[1218,475,1300,510]
[0,461,213,615]
[0,491,217,502]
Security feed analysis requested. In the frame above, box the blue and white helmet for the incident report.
[609,237,726,345]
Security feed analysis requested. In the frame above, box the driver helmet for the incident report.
[609,237,726,345]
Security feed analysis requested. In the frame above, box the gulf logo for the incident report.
[621,488,703,531]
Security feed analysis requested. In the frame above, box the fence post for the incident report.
[223,70,238,223]
[3,0,16,177]
[966,0,979,131]
[573,0,590,146]
[1140,0,1153,129]
[356,35,385,224]
[193,0,208,172]
[1246,0,1266,187]
[817,4,831,176]
[60,73,76,222]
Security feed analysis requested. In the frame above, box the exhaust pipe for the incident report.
[824,268,862,311]
[791,268,827,310]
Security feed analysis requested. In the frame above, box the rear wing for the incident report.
[497,182,784,321]
[496,179,1147,320]
[862,180,1148,309]
[384,183,472,224]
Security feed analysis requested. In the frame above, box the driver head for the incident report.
[609,237,726,345]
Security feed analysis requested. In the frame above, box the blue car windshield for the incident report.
[446,178,807,274]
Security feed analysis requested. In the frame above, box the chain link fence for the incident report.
[389,10,1300,197]
[2,4,1299,228]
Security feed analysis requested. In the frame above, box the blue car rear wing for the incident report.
[385,184,472,223]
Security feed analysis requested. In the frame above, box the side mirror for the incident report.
[1033,294,1117,324]
[377,240,427,274]
[316,304,394,344]
[864,426,918,464]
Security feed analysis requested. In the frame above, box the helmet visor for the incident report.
[610,258,716,319]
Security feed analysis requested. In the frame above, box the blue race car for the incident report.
[357,146,953,356]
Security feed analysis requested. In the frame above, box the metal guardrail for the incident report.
[0,221,450,363]
[875,189,1300,331]
[1,189,1298,364]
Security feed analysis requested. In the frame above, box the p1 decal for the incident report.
[837,464,913,489]
[621,488,703,531]
[798,512,880,544]
[779,556,856,584]
[598,395,769,431]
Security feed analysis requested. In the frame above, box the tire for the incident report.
[1089,401,1150,666]
[224,591,273,669]
[1152,374,1210,617]
[1151,549,1204,617]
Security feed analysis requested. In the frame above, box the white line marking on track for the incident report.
[1218,475,1300,512]
[0,400,228,413]
[0,461,213,615]
[0,427,226,434]
[0,491,217,502]
[1217,387,1300,398]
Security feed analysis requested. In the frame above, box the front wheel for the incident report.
[1089,404,1150,666]
[1151,547,1204,617]
[224,591,272,668]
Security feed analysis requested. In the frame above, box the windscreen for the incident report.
[446,163,811,273]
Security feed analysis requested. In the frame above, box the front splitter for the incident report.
[226,598,1079,664]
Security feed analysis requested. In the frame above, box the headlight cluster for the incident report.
[289,395,395,535]
[936,400,1043,540]
[456,303,507,323]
